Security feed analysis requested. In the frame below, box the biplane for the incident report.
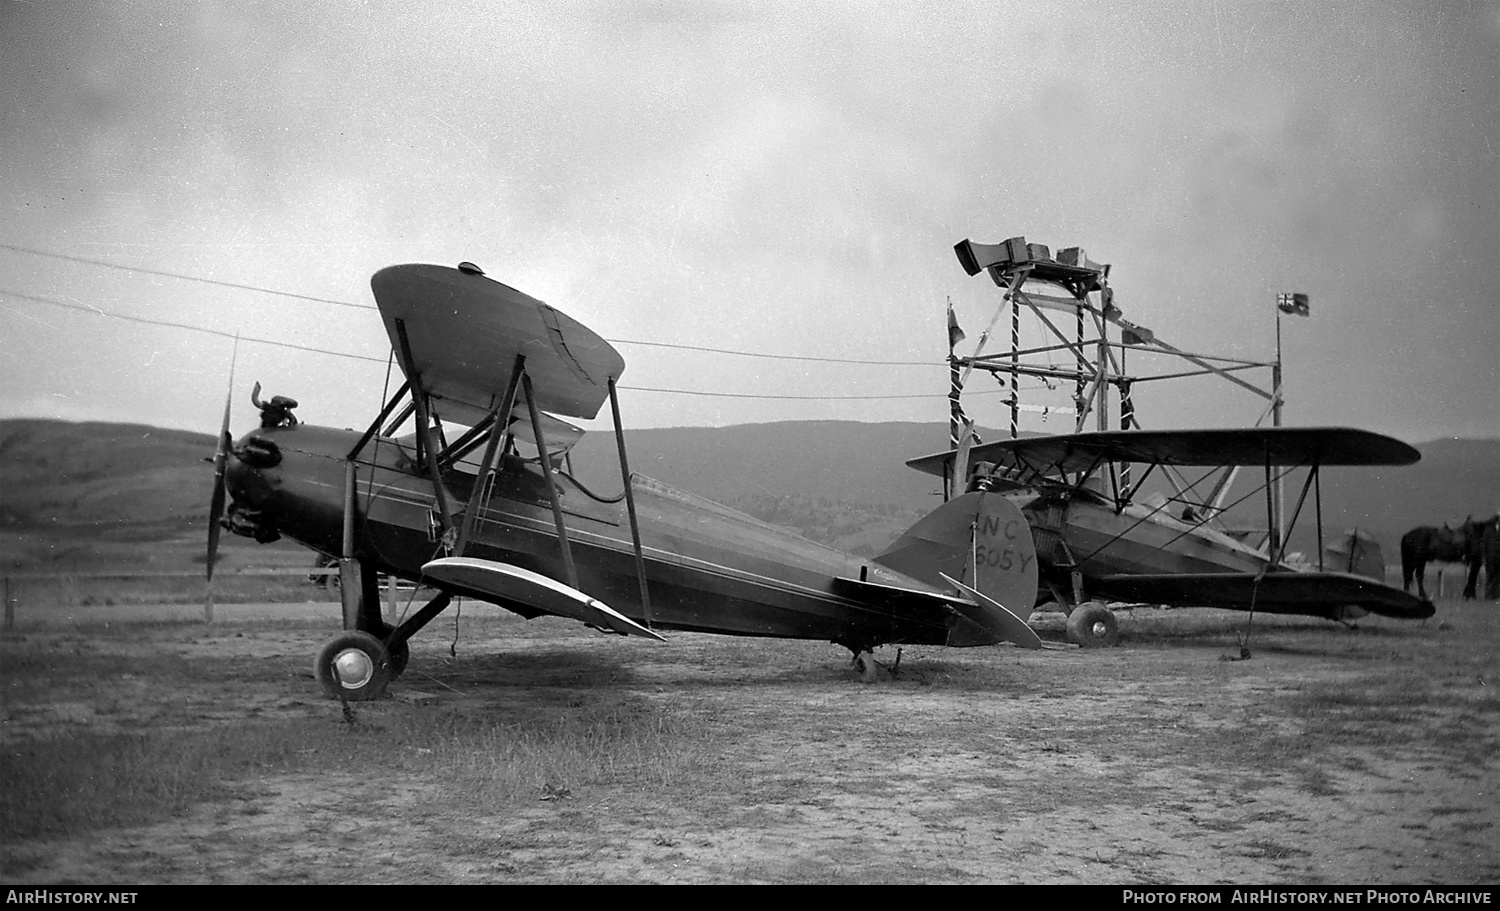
[208,262,1043,700]
[907,427,1437,646]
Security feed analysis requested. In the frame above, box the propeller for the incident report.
[206,342,238,582]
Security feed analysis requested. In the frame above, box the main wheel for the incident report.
[360,621,408,679]
[314,631,392,701]
[1066,602,1119,648]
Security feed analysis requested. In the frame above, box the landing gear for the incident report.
[363,620,411,678]
[838,639,883,682]
[1066,601,1119,648]
[386,637,410,678]
[315,630,393,701]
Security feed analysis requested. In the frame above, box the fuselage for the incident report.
[1009,483,1271,599]
[223,422,966,648]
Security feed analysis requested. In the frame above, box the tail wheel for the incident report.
[1066,602,1119,648]
[314,631,392,701]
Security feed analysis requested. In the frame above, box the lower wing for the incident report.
[1093,571,1435,620]
[422,556,667,640]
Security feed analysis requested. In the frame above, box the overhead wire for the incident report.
[3,285,1058,403]
[0,287,388,363]
[0,245,1081,407]
[0,244,936,367]
[0,243,372,311]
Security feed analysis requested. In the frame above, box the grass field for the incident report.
[1,593,1496,884]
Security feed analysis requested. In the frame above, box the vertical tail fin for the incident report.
[1324,528,1385,581]
[872,492,1039,622]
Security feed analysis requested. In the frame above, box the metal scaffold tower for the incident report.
[944,236,1292,539]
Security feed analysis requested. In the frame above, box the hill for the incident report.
[567,420,962,509]
[0,419,214,531]
[2,418,1495,569]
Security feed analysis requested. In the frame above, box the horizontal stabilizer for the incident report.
[940,573,1042,649]
[422,557,666,640]
[1094,571,1435,620]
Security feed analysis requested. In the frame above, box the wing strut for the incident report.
[394,319,453,534]
[608,377,653,629]
[1280,460,1318,564]
[523,370,580,588]
[1263,446,1279,563]
[454,353,525,557]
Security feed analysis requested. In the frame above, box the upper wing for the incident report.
[422,556,666,640]
[1092,571,1435,620]
[371,263,625,422]
[908,427,1421,478]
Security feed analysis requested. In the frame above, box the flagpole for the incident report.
[948,296,962,451]
[947,297,964,500]
[1275,305,1283,427]
[1273,299,1285,558]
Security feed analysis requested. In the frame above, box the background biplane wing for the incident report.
[422,557,666,640]
[907,427,1422,478]
[1093,571,1436,620]
[371,263,626,423]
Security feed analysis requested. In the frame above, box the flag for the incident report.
[1276,292,1310,317]
[947,302,966,350]
[1118,318,1155,345]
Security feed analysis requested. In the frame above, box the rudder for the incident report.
[871,492,1039,622]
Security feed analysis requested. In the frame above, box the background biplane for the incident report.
[209,262,1043,700]
[907,427,1437,646]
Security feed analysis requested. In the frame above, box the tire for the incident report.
[314,631,392,701]
[1066,602,1119,648]
[358,620,408,678]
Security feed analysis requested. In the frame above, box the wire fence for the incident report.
[1,568,423,629]
[2,564,1478,631]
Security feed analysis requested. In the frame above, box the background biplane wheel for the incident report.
[314,631,392,701]
[1066,602,1119,649]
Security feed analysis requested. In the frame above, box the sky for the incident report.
[2,0,1496,447]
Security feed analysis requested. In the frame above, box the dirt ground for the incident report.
[1,598,1497,885]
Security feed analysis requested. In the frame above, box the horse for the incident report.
[1401,521,1473,600]
[1466,515,1500,601]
